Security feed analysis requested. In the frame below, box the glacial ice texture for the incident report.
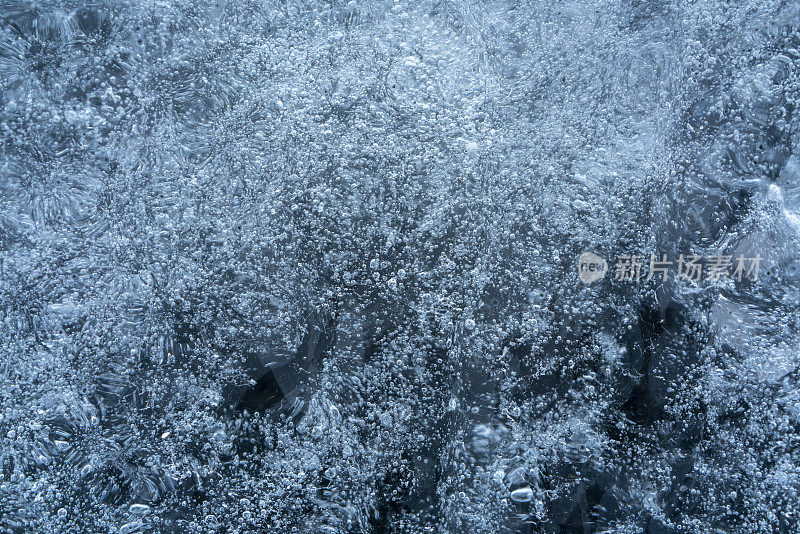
[2,0,800,532]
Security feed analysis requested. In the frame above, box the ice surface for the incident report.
[1,0,800,532]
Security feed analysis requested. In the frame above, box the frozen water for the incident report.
[1,0,800,532]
